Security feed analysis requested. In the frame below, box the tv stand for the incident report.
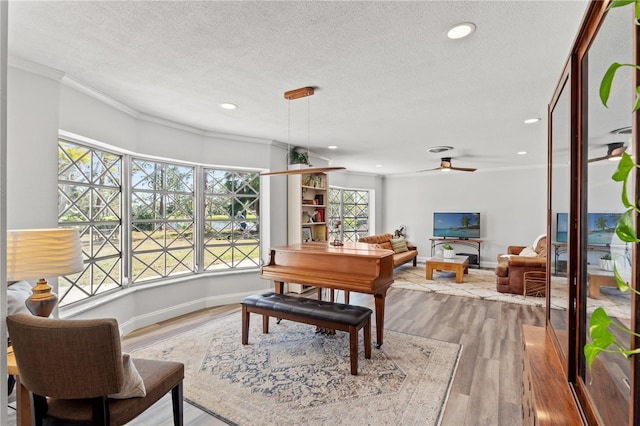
[429,237,481,268]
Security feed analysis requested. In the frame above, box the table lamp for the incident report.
[6,228,84,317]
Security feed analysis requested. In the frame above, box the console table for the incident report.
[429,237,481,268]
[552,242,628,275]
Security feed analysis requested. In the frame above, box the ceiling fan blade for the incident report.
[416,167,442,173]
[589,142,627,163]
[450,166,477,172]
[588,155,609,163]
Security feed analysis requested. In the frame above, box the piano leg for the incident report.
[374,292,386,348]
[275,281,284,324]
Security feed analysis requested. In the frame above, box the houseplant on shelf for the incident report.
[289,146,311,166]
[441,243,455,259]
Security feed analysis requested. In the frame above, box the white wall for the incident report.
[7,67,60,229]
[383,166,548,267]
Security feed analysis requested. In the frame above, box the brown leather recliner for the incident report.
[495,235,547,294]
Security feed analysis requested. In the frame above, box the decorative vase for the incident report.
[443,249,456,259]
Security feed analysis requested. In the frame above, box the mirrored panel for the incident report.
[583,4,632,423]
[550,74,571,359]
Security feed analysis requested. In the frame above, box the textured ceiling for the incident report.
[8,0,591,175]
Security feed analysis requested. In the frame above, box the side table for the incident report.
[8,346,30,426]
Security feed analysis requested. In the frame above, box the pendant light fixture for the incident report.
[261,86,346,176]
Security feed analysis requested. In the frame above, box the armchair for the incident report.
[495,235,547,295]
[6,313,184,426]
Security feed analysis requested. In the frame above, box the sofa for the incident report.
[495,234,547,295]
[358,233,418,268]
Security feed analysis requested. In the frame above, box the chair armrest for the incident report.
[507,246,527,255]
[508,256,546,267]
[406,244,417,251]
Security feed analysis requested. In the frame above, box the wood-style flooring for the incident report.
[8,282,546,425]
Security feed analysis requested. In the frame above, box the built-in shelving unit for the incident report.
[287,166,329,293]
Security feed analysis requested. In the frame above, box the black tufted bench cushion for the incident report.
[241,292,372,375]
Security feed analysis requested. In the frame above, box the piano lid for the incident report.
[267,241,393,258]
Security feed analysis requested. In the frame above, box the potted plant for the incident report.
[442,243,455,259]
[289,146,311,166]
[599,253,614,271]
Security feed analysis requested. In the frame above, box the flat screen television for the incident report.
[433,212,480,239]
[556,212,621,244]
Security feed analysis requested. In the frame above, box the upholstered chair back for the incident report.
[6,313,124,399]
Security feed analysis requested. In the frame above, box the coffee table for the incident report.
[426,255,469,283]
[587,267,617,299]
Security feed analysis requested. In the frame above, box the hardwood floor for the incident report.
[8,285,545,425]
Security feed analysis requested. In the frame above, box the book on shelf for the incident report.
[314,194,324,205]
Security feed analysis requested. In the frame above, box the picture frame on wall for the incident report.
[302,227,312,242]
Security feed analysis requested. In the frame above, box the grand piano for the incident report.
[260,241,394,347]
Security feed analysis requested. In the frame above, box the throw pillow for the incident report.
[7,281,33,316]
[534,235,547,257]
[390,238,409,253]
[109,353,146,399]
[519,247,538,257]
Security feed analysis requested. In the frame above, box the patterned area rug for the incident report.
[394,265,630,319]
[132,312,461,425]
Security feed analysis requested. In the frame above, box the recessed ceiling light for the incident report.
[447,23,476,40]
[524,118,541,124]
[220,103,238,110]
[517,151,528,155]
[328,145,338,150]
[375,164,383,168]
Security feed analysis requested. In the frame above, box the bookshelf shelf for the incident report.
[287,169,329,293]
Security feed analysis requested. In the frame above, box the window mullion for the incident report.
[122,154,132,288]
[195,165,204,273]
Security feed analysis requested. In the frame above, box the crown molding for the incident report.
[61,74,139,117]
[9,55,65,81]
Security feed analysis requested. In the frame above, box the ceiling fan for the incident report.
[420,157,477,173]
[588,142,627,163]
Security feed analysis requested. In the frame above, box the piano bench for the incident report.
[241,292,373,375]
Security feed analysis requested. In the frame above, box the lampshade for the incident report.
[7,228,84,281]
[6,228,84,317]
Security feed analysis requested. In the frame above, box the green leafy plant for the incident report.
[442,243,453,250]
[289,146,311,165]
[584,153,640,375]
[600,253,612,260]
[583,0,640,379]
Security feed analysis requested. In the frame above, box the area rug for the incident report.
[394,265,630,319]
[131,312,462,425]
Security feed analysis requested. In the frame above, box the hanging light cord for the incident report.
[307,97,311,158]
[287,99,291,164]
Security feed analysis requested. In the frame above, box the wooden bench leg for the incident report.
[241,305,250,345]
[364,318,371,360]
[171,382,184,426]
[263,314,269,334]
[349,325,358,375]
